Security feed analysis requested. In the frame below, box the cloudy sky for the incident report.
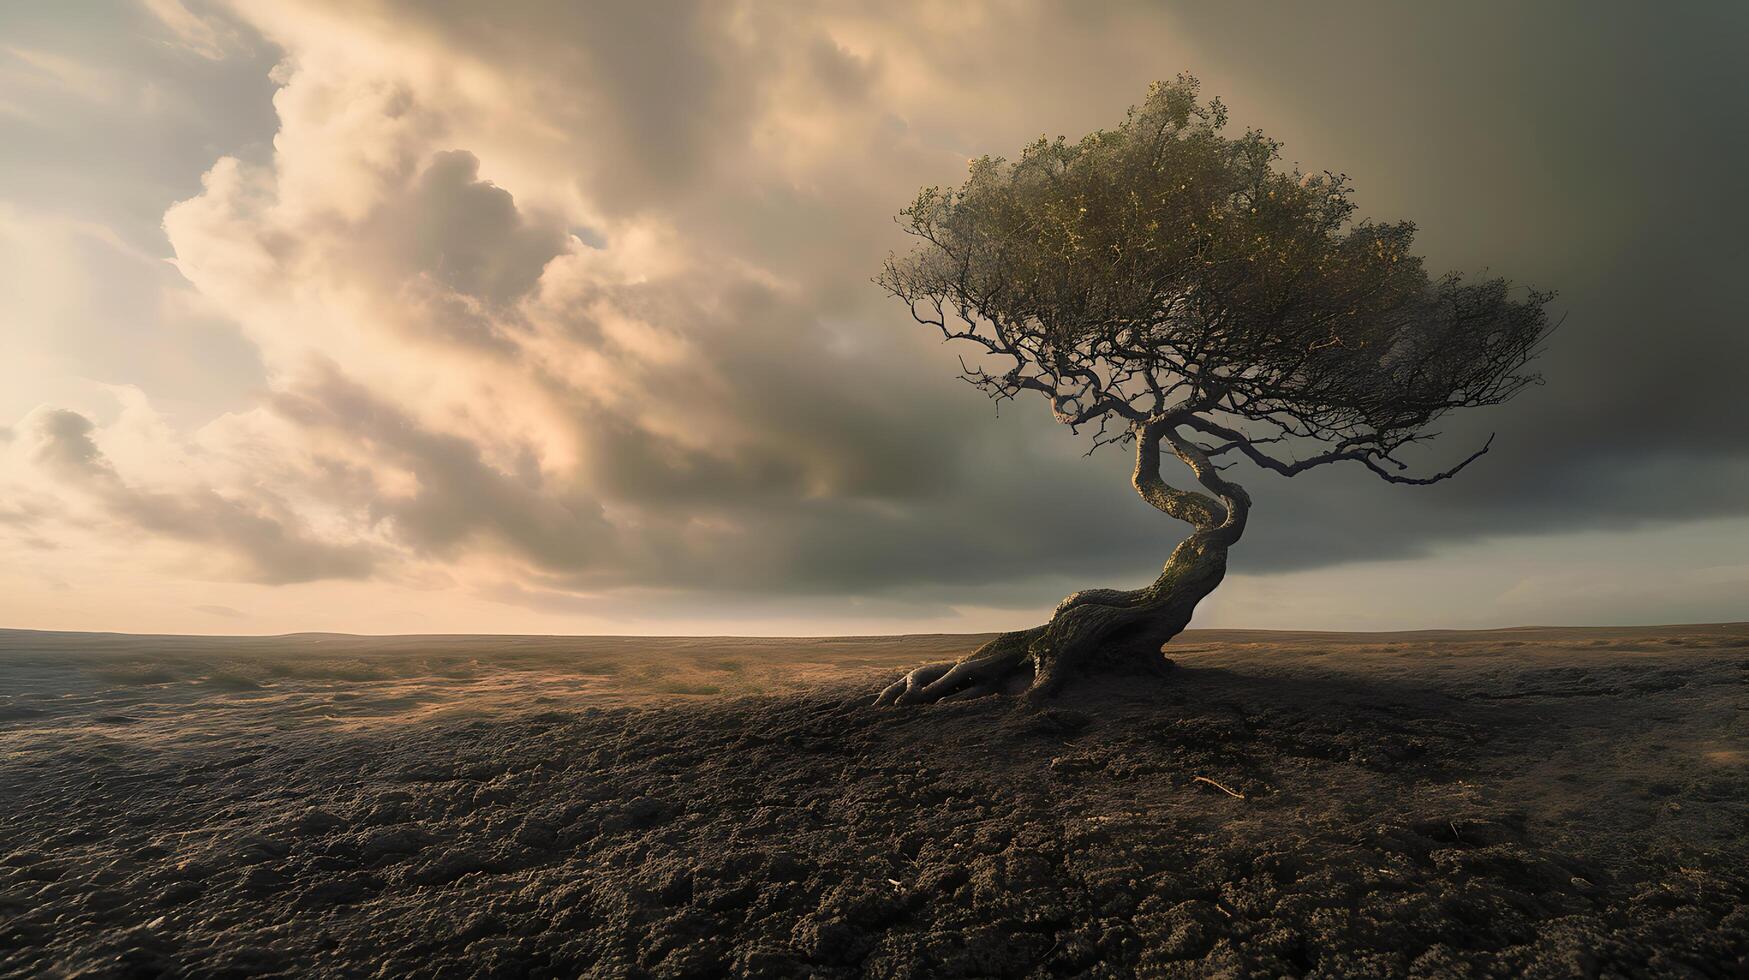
[2,1,1745,636]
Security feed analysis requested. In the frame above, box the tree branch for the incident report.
[1183,416,1493,485]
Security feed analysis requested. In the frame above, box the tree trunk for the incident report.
[876,417,1247,706]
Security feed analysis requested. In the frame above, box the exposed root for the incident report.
[876,530,1230,708]
[873,629,1039,707]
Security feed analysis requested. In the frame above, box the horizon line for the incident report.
[3,621,1745,643]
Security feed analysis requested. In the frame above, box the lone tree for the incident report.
[875,76,1552,706]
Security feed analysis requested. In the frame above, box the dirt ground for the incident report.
[1,624,1746,978]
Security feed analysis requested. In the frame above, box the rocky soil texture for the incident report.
[1,625,1746,977]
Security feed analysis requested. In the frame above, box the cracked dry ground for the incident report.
[2,626,1747,977]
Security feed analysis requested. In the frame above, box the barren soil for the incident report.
[2,624,1747,978]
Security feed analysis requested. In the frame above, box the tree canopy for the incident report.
[879,75,1552,485]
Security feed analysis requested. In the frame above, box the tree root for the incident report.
[875,532,1228,708]
[873,627,1041,707]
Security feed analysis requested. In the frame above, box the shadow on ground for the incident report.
[1,626,1746,977]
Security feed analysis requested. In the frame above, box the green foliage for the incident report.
[882,76,1551,461]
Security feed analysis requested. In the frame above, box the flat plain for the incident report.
[1,624,1745,977]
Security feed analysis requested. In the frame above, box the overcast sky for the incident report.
[2,1,1745,636]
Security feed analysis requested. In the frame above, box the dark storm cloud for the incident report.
[259,1,1749,596]
[1127,1,1749,573]
[16,0,1743,625]
[645,0,1749,591]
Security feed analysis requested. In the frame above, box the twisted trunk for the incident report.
[876,417,1249,706]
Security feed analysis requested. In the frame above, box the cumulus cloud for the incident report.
[120,10,1112,607]
[5,0,1745,628]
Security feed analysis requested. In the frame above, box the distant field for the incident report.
[3,623,1747,731]
[0,630,989,733]
[2,623,1746,976]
